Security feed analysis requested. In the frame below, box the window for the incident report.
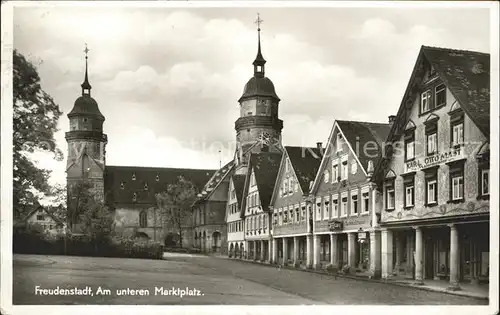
[452,176,464,200]
[341,197,348,217]
[324,170,330,183]
[341,161,348,180]
[332,199,339,217]
[132,193,137,202]
[385,180,395,210]
[316,202,321,220]
[435,84,446,107]
[301,206,306,221]
[404,129,415,161]
[427,133,437,155]
[362,192,369,213]
[36,214,44,221]
[427,180,437,204]
[424,167,438,206]
[332,163,339,182]
[155,174,160,182]
[278,210,283,225]
[425,119,438,155]
[351,194,358,215]
[421,90,432,113]
[323,201,330,220]
[336,134,343,152]
[294,180,299,192]
[120,182,125,190]
[284,210,288,224]
[139,211,147,228]
[263,214,267,229]
[449,160,465,202]
[482,169,490,196]
[295,208,300,223]
[144,182,148,191]
[132,173,136,181]
[452,123,464,147]
[403,174,415,208]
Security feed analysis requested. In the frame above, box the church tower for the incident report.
[65,45,107,211]
[234,15,283,175]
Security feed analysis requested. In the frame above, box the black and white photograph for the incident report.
[1,1,498,314]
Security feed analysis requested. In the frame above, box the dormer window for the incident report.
[132,173,136,181]
[144,182,148,191]
[155,174,160,181]
[132,193,137,202]
[120,182,125,190]
[435,84,446,107]
[421,90,432,114]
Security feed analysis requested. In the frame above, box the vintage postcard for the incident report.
[1,1,498,315]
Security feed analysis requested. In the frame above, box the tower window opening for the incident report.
[257,66,262,72]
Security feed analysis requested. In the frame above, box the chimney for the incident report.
[388,115,397,125]
[316,142,323,150]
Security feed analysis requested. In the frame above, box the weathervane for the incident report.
[84,43,89,59]
[255,13,263,31]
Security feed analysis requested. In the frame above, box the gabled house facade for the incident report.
[241,152,282,262]
[374,46,490,290]
[270,145,322,267]
[21,205,66,235]
[226,174,246,258]
[310,119,390,277]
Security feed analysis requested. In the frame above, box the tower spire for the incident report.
[81,43,92,96]
[253,13,266,77]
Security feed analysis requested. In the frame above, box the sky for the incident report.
[12,3,491,188]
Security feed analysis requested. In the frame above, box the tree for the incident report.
[156,176,197,248]
[67,180,95,231]
[13,49,63,218]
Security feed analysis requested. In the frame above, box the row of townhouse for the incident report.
[224,45,491,290]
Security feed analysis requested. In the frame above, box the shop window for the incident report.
[403,173,415,208]
[404,128,415,162]
[424,166,439,206]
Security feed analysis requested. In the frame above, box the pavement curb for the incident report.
[218,256,489,301]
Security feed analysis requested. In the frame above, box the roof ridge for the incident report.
[337,119,390,126]
[106,165,217,171]
[422,45,489,56]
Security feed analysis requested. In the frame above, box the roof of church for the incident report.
[422,46,490,137]
[104,165,216,206]
[248,152,282,210]
[68,95,104,119]
[231,174,246,204]
[336,120,391,172]
[239,76,280,102]
[285,146,323,194]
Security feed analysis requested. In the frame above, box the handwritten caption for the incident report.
[34,286,204,298]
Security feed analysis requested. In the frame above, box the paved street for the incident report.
[13,253,488,305]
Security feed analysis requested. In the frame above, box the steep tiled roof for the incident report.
[22,205,64,225]
[249,152,282,210]
[422,46,490,137]
[195,160,235,201]
[285,146,322,194]
[337,120,391,172]
[231,174,246,204]
[104,165,216,206]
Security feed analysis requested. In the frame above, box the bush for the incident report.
[13,226,164,260]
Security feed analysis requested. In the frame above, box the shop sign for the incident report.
[328,220,343,231]
[358,232,367,240]
[404,146,464,173]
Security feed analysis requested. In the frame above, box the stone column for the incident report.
[381,228,393,279]
[395,235,404,273]
[348,232,356,269]
[369,230,381,279]
[313,234,321,269]
[293,236,300,267]
[330,234,338,268]
[272,238,278,264]
[405,233,414,279]
[414,227,424,285]
[282,237,288,266]
[260,240,265,262]
[448,224,461,290]
[306,234,313,269]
